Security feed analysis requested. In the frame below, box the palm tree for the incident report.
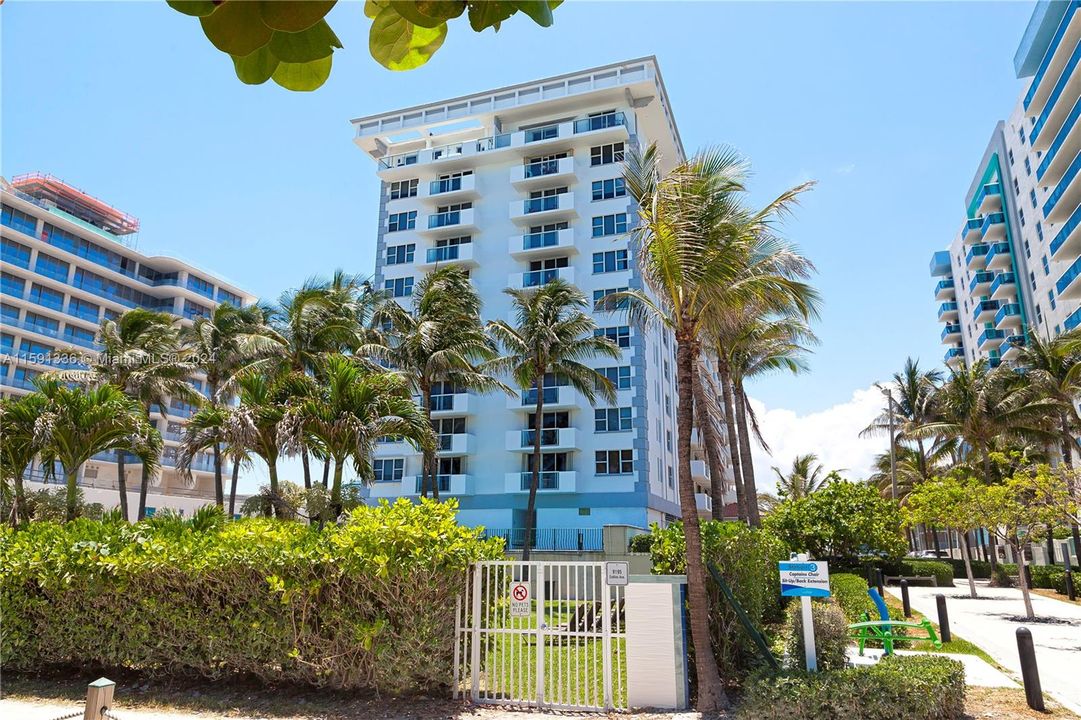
[1014,328,1081,557]
[33,378,162,521]
[182,303,281,507]
[279,354,434,520]
[52,308,196,520]
[0,394,48,525]
[371,266,506,499]
[773,453,829,499]
[488,279,621,558]
[619,142,817,710]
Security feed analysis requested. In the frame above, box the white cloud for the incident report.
[745,385,887,494]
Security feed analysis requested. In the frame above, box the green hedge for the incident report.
[901,560,954,587]
[647,520,786,679]
[0,499,502,693]
[829,557,954,588]
[948,558,992,579]
[830,573,875,623]
[739,655,966,720]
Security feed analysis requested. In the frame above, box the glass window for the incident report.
[373,458,405,483]
[388,211,417,232]
[593,287,629,311]
[596,365,631,390]
[594,325,630,347]
[591,178,627,201]
[593,249,629,274]
[386,243,415,265]
[385,277,414,297]
[389,179,418,200]
[594,407,632,432]
[592,213,628,238]
[595,449,633,475]
[590,142,625,167]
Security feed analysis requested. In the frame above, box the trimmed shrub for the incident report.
[739,655,966,720]
[948,558,992,579]
[901,560,954,587]
[830,573,875,622]
[782,600,849,672]
[0,499,502,693]
[647,520,786,679]
[1029,565,1067,593]
[627,531,653,554]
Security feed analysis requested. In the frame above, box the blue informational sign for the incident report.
[779,560,831,598]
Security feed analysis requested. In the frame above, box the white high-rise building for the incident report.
[1,173,257,515]
[352,58,730,547]
[932,0,1080,368]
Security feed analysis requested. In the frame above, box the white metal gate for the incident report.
[454,560,627,711]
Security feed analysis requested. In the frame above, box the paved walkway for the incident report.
[886,580,1081,715]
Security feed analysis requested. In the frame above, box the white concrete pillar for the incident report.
[625,575,688,710]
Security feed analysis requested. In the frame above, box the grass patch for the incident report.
[879,592,1000,668]
[966,686,1080,719]
[1031,587,1081,606]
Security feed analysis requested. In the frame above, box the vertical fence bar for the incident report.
[470,563,482,702]
[536,563,546,705]
[453,589,462,698]
[602,565,613,710]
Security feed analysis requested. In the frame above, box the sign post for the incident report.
[779,553,830,672]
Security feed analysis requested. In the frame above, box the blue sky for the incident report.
[1,1,1036,487]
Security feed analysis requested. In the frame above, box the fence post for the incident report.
[1016,627,1045,711]
[900,579,912,618]
[83,678,115,720]
[935,594,951,643]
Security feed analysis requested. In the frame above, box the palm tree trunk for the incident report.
[931,526,942,557]
[330,456,344,520]
[114,448,129,521]
[321,459,330,489]
[676,339,728,711]
[522,375,544,562]
[423,386,439,501]
[734,381,761,526]
[212,442,224,508]
[960,531,978,598]
[65,467,79,522]
[692,386,726,522]
[228,457,241,518]
[1062,421,1081,567]
[301,452,312,490]
[718,361,746,522]
[12,468,28,526]
[267,459,280,519]
[138,464,151,521]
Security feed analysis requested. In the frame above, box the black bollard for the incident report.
[867,566,876,589]
[901,579,912,618]
[876,569,885,597]
[1066,570,1076,602]
[935,594,951,643]
[1016,627,1045,711]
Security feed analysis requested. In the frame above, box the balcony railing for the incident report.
[524,124,560,143]
[968,271,994,293]
[429,177,464,195]
[966,243,990,266]
[524,196,561,213]
[934,279,954,297]
[523,230,561,250]
[522,268,562,287]
[1056,255,1081,295]
[2,213,37,237]
[35,264,70,283]
[1051,203,1081,257]
[990,272,1016,296]
[1037,96,1081,180]
[940,324,961,340]
[1023,2,1079,112]
[1042,149,1081,219]
[1030,41,1081,144]
[995,303,1022,326]
[1066,306,1081,331]
[521,428,560,447]
[428,210,463,229]
[524,159,560,178]
[972,299,1000,321]
[978,328,1005,347]
[522,386,559,405]
[1,249,30,269]
[573,112,626,134]
[962,217,983,243]
[415,475,451,493]
[426,245,461,263]
[944,347,964,362]
[518,471,561,491]
[937,301,958,318]
[482,527,603,552]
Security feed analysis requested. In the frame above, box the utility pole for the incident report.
[887,388,897,501]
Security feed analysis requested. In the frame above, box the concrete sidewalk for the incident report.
[886,580,1081,715]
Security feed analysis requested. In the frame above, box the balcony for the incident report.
[1037,96,1081,183]
[408,474,472,496]
[421,173,478,203]
[962,217,983,244]
[994,302,1023,329]
[1001,335,1025,360]
[968,271,994,294]
[944,347,965,365]
[1030,37,1081,149]
[435,432,475,456]
[420,207,477,236]
[373,437,419,457]
[934,278,955,300]
[1023,3,1080,118]
[977,328,1006,349]
[1050,204,1081,260]
[695,492,713,517]
[415,242,477,271]
[509,385,579,411]
[940,324,962,342]
[510,156,576,189]
[506,427,578,452]
[973,182,1003,215]
[1066,306,1081,332]
[929,250,952,277]
[429,392,472,417]
[937,302,958,321]
[980,212,1006,242]
[966,243,990,269]
[503,471,578,494]
[691,459,710,483]
[1056,256,1081,299]
[511,266,575,290]
[508,228,577,259]
[985,242,1012,271]
[510,193,577,224]
[972,299,1000,323]
[989,272,1017,300]
[1042,148,1081,223]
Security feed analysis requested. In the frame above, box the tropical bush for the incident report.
[0,499,502,693]
[901,560,954,587]
[782,599,849,671]
[647,520,786,678]
[830,573,876,622]
[947,558,992,579]
[764,479,907,559]
[739,655,966,720]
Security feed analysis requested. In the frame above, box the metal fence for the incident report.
[482,527,603,552]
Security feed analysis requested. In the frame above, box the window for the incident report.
[664,395,672,416]
[28,283,63,311]
[386,243,415,265]
[373,458,404,483]
[437,456,463,475]
[595,449,633,475]
[590,142,625,166]
[1042,255,1050,276]
[665,430,672,451]
[593,287,629,311]
[592,213,628,237]
[1049,289,1057,311]
[1013,178,1020,196]
[67,297,99,322]
[1030,271,1037,291]
[388,211,416,232]
[596,366,631,390]
[1019,127,1026,145]
[595,325,630,347]
[1036,222,1044,243]
[385,277,414,297]
[1,204,37,236]
[1019,208,1026,227]
[591,178,626,200]
[1036,303,1044,324]
[595,407,632,432]
[667,466,674,487]
[389,179,418,200]
[527,411,569,429]
[1,238,31,268]
[1029,189,1038,209]
[1024,238,1032,258]
[34,252,70,283]
[593,249,629,274]
[1024,157,1032,176]
[525,452,569,472]
[1008,149,1015,165]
